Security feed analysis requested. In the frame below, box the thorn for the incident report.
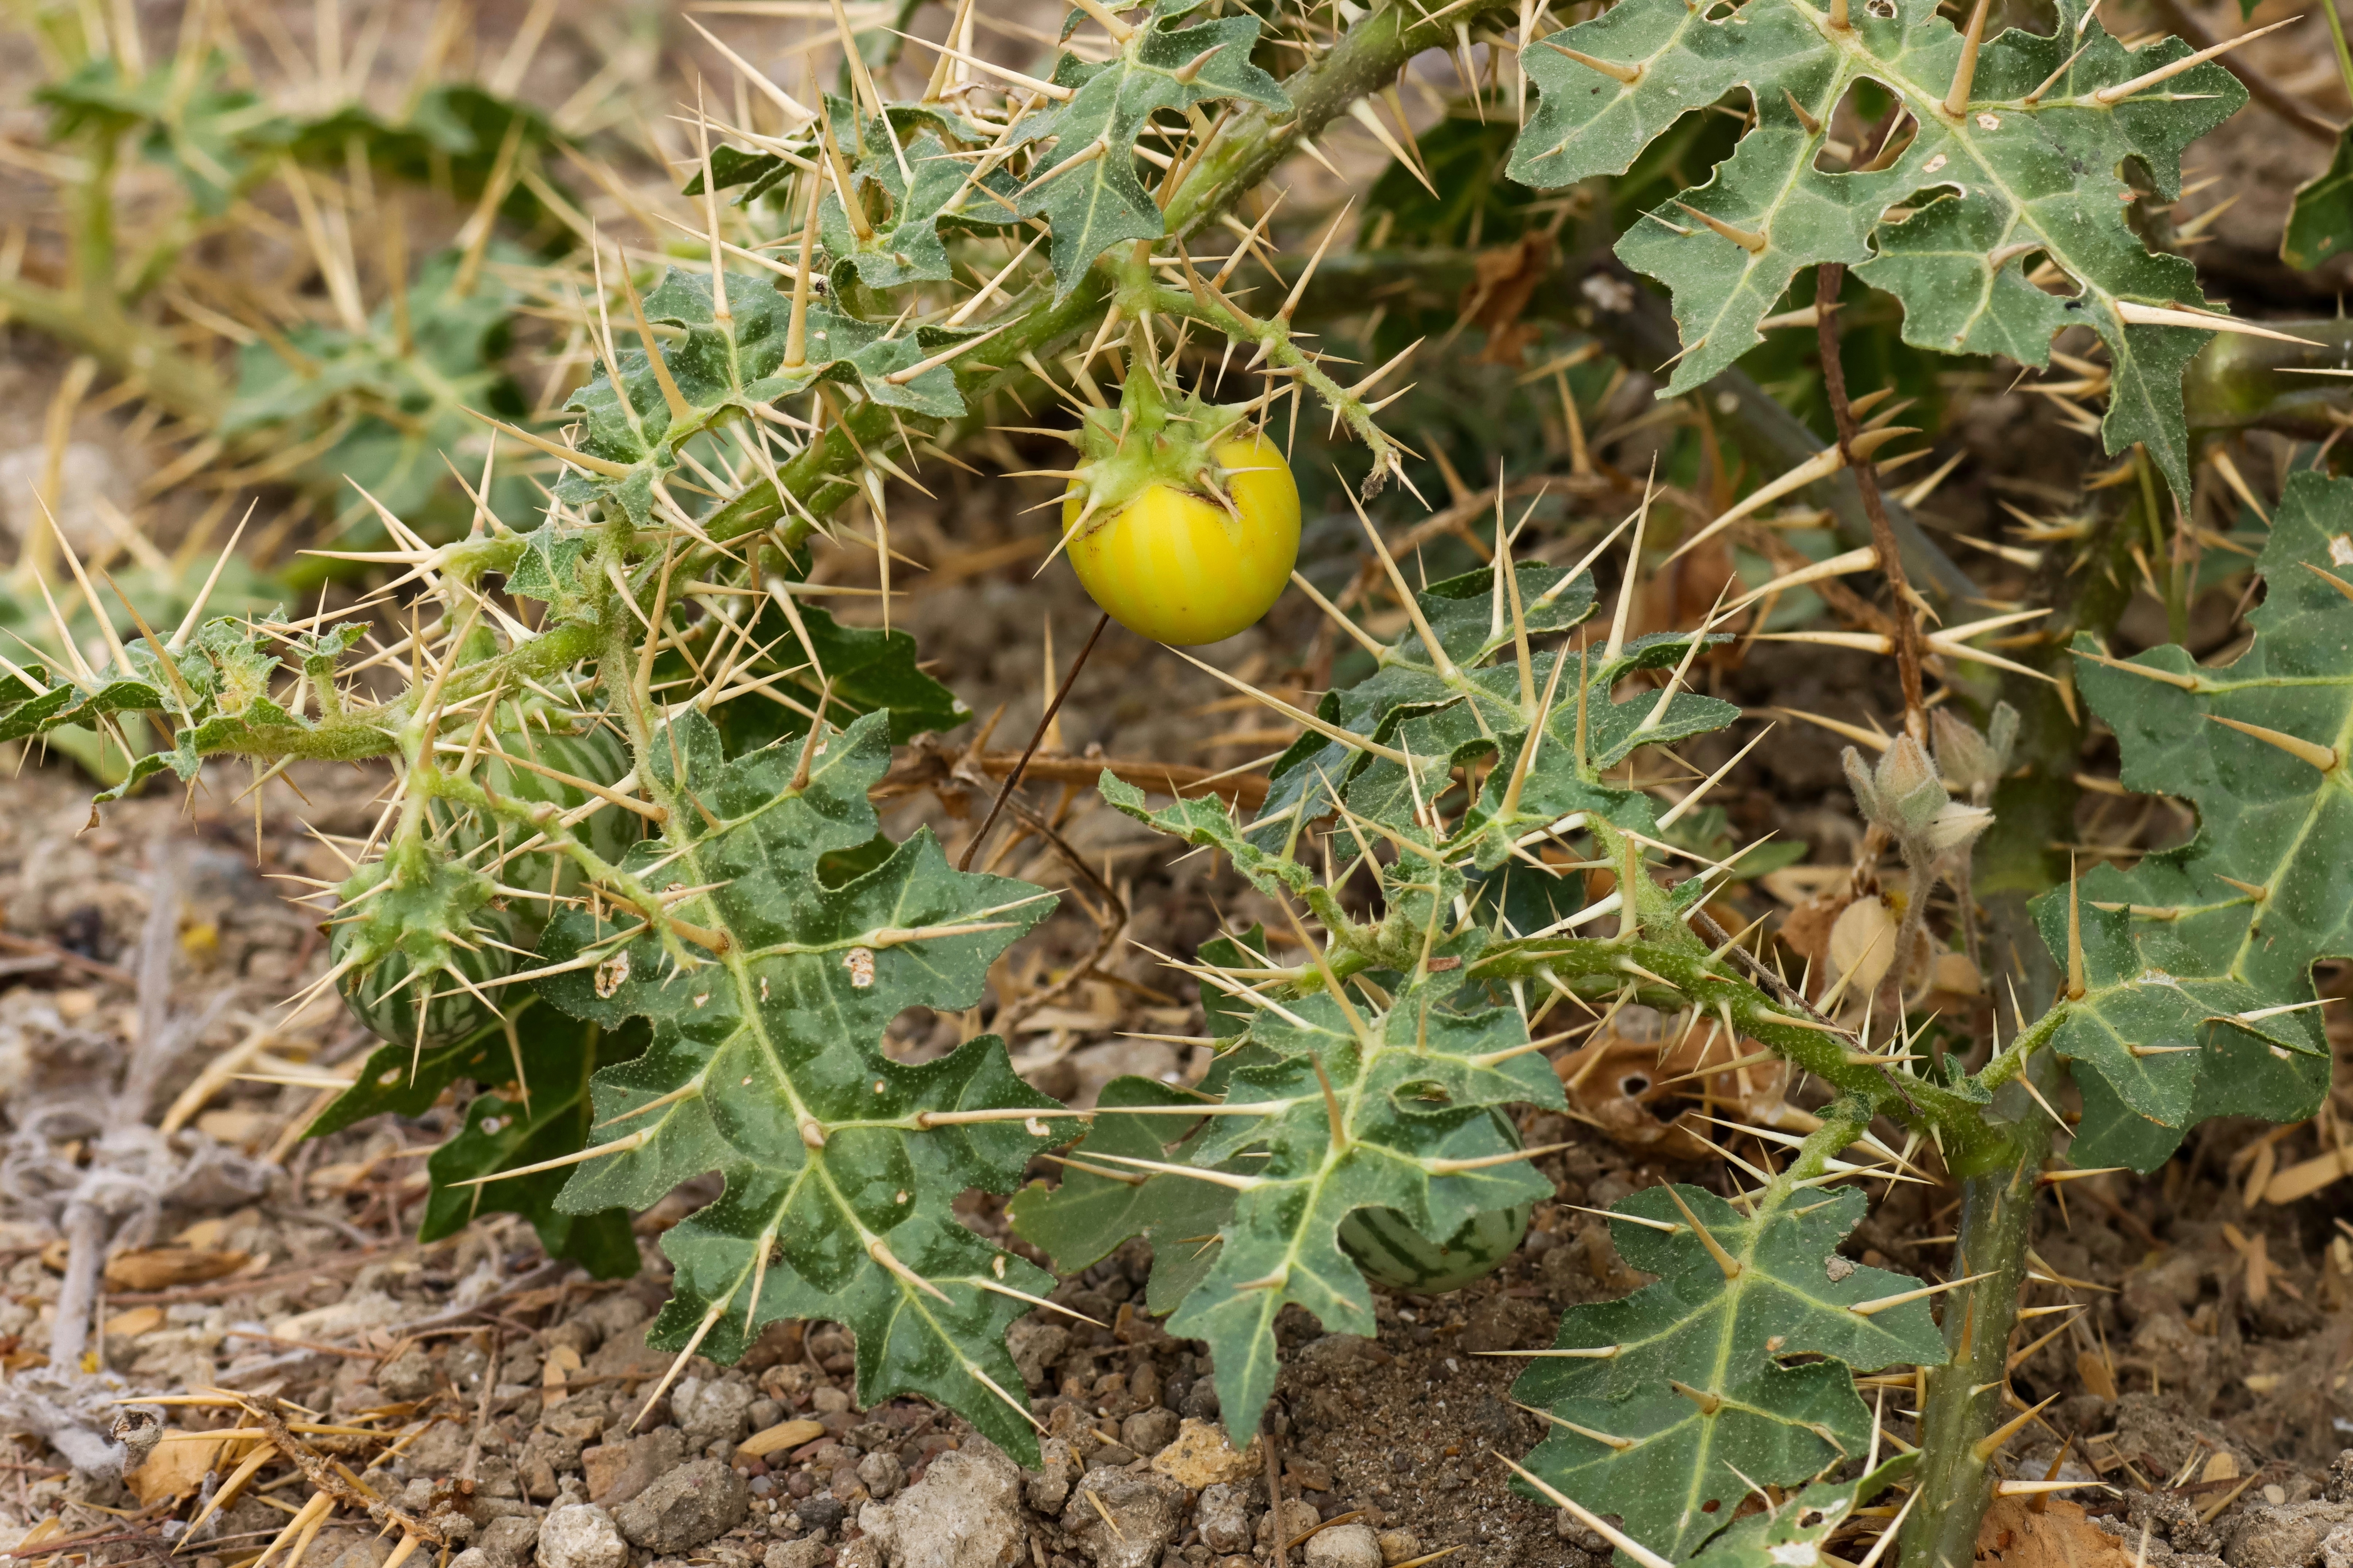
[1513,1400,1637,1450]
[634,1301,725,1430]
[1987,240,2043,270]
[2091,18,2298,103]
[1603,466,1654,663]
[1636,585,1732,733]
[1944,0,1994,115]
[1348,99,1436,195]
[969,1275,1107,1326]
[1773,706,1892,752]
[1040,1152,1147,1186]
[2113,299,2322,347]
[615,257,694,426]
[2237,996,2328,1023]
[1487,1451,1676,1568]
[1668,1380,1725,1416]
[593,1079,705,1128]
[1971,1392,2062,1464]
[1674,200,1767,254]
[2069,646,2201,690]
[1082,1152,1265,1191]
[1539,38,1643,84]
[1171,40,1225,82]
[1998,1480,2112,1497]
[2017,1064,2074,1132]
[1783,89,1822,134]
[970,1362,1048,1432]
[1163,646,1413,764]
[1341,479,1457,677]
[781,167,824,370]
[899,31,1078,99]
[1426,1141,1576,1175]
[1290,571,1389,661]
[1574,644,1590,771]
[1857,1492,1921,1568]
[2038,1166,2130,1184]
[1616,836,1645,943]
[2215,873,2267,901]
[2006,1307,2086,1371]
[95,568,197,710]
[1665,435,1904,565]
[466,410,636,478]
[2066,856,2087,1001]
[2196,1474,2262,1526]
[2301,560,2353,604]
[1281,200,1354,321]
[682,16,814,123]
[883,318,1014,383]
[742,1227,776,1336]
[824,0,909,183]
[2024,37,2097,103]
[1567,1203,1681,1233]
[868,1236,953,1303]
[1471,1344,1621,1359]
[1500,643,1572,823]
[1066,0,1137,42]
[453,1129,647,1185]
[1848,1270,1997,1316]
[1729,547,1877,612]
[2206,714,2337,772]
[169,502,254,650]
[1659,1185,1742,1280]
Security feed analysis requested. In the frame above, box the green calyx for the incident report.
[330,827,516,1051]
[1067,371,1255,534]
[333,829,500,976]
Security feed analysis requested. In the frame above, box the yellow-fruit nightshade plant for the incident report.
[1059,374,1300,645]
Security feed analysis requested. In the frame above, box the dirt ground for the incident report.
[5,534,2353,1568]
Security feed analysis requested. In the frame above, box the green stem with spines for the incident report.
[1897,1106,2051,1568]
[1127,267,1410,488]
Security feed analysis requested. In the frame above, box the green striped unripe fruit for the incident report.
[336,907,518,1050]
[1337,1201,1531,1294]
[463,719,635,912]
[332,712,635,1052]
[331,827,514,1052]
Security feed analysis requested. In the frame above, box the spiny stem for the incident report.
[1899,1112,2052,1568]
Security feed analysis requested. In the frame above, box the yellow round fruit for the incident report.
[1061,431,1301,646]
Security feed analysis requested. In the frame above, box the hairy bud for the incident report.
[1931,702,2019,803]
[1844,736,1950,838]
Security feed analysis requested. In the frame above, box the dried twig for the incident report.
[235,1396,448,1546]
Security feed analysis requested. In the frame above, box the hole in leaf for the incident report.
[1815,80,1911,172]
[2027,256,2082,296]
[1703,1499,1723,1514]
[1619,1073,1653,1097]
